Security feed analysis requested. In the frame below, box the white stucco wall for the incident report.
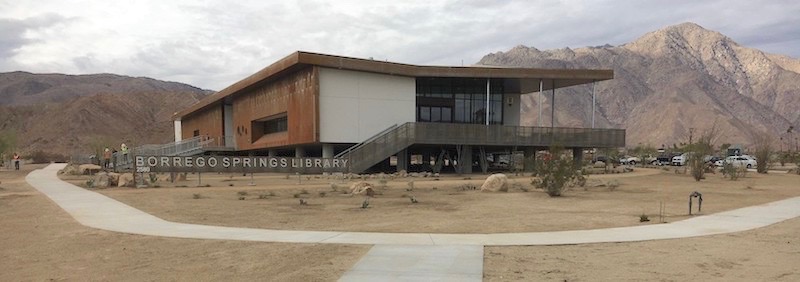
[318,67,416,143]
[173,120,182,142]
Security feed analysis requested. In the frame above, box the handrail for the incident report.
[334,123,400,158]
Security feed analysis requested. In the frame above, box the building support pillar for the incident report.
[572,148,584,168]
[458,145,473,174]
[524,147,537,172]
[322,144,334,158]
[294,147,305,158]
[396,149,409,172]
[422,151,432,171]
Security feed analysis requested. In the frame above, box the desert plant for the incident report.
[149,173,158,183]
[721,162,741,180]
[238,196,245,200]
[754,135,772,174]
[606,179,620,191]
[406,181,414,191]
[330,183,338,191]
[293,193,302,198]
[193,193,202,199]
[378,179,388,188]
[258,193,270,199]
[299,199,308,205]
[237,191,248,196]
[361,198,369,209]
[410,196,418,203]
[532,146,581,197]
[639,213,650,222]
[85,178,95,188]
[319,191,327,198]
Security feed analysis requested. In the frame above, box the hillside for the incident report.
[0,72,210,158]
[478,22,800,149]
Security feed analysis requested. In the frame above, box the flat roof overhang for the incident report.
[174,51,613,120]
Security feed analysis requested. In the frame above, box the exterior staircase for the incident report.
[335,122,626,173]
[113,136,231,171]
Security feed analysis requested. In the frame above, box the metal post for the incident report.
[485,78,490,125]
[591,80,596,129]
[538,79,543,127]
[551,80,555,128]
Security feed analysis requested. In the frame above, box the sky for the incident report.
[2,0,799,91]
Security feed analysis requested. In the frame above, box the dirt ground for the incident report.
[0,165,369,281]
[4,164,800,280]
[66,167,800,233]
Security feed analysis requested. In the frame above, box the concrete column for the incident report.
[572,148,584,168]
[460,145,473,174]
[268,149,276,157]
[396,149,409,172]
[322,144,334,158]
[523,147,537,172]
[294,147,305,158]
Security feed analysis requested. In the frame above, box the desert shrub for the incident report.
[193,193,202,199]
[721,162,749,180]
[293,193,302,198]
[28,150,69,164]
[754,136,772,174]
[318,191,327,198]
[300,189,309,194]
[149,173,158,184]
[531,146,581,197]
[639,213,650,222]
[237,191,248,196]
[258,193,270,199]
[330,183,338,191]
[378,179,388,187]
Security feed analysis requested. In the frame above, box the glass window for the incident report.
[264,116,288,134]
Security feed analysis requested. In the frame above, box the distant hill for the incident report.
[0,72,211,158]
[478,22,800,150]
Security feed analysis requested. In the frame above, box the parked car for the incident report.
[715,155,758,168]
[655,153,679,166]
[619,156,640,165]
[671,153,688,166]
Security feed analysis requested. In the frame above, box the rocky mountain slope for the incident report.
[479,22,800,149]
[0,72,210,158]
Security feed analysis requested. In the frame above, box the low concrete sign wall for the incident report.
[134,155,348,173]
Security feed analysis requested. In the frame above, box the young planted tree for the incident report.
[754,135,772,174]
[531,146,582,197]
[688,125,720,181]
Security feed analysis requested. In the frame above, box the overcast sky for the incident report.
[2,0,799,90]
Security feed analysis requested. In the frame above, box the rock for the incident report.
[480,173,509,192]
[350,181,374,195]
[118,173,135,187]
[623,167,634,172]
[78,164,102,175]
[93,172,111,188]
[178,173,187,181]
[593,161,606,168]
[59,164,80,175]
[398,170,408,177]
[107,172,120,186]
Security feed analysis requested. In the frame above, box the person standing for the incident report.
[103,147,112,169]
[121,143,129,164]
[12,152,20,170]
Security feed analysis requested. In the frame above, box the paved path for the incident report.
[26,163,800,281]
[339,245,483,282]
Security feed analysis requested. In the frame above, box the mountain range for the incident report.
[0,72,210,158]
[479,22,800,150]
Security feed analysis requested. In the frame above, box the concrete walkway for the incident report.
[26,163,800,281]
[27,163,800,246]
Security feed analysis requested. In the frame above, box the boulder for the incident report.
[92,172,111,188]
[59,164,80,175]
[178,173,187,181]
[350,181,374,195]
[593,161,606,168]
[78,164,102,175]
[398,170,408,178]
[107,172,120,186]
[481,173,509,192]
[118,173,135,187]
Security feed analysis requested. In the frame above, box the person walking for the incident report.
[103,147,112,169]
[12,152,20,170]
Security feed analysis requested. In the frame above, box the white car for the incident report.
[619,156,641,165]
[714,155,758,168]
[671,153,688,166]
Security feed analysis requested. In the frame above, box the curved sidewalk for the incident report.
[27,163,800,246]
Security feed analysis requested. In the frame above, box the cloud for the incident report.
[2,1,800,90]
[0,13,69,64]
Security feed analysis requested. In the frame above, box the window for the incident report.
[263,116,288,134]
[416,77,504,124]
[193,130,200,137]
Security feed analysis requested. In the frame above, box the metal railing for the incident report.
[334,124,399,159]
[339,122,626,173]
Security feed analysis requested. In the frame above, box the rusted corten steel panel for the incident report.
[173,51,613,120]
[232,67,318,151]
[181,105,223,141]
